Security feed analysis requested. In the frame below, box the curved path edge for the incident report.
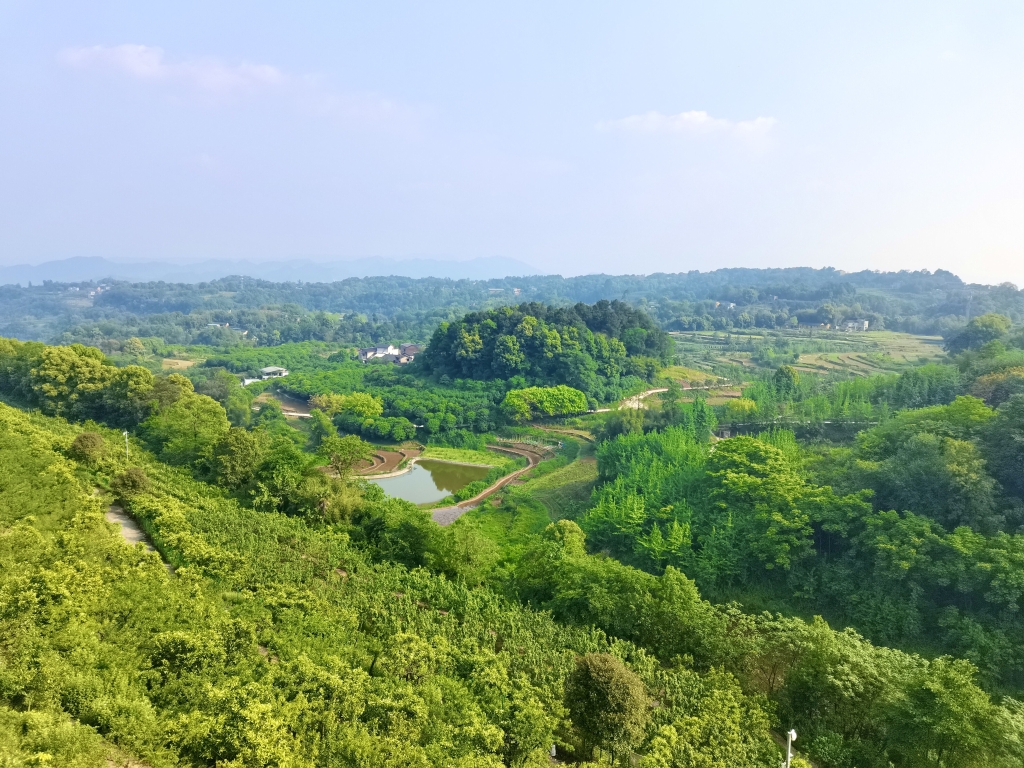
[431,444,545,526]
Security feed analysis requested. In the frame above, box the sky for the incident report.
[1,1,1023,284]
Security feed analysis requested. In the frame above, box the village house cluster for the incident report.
[358,342,420,364]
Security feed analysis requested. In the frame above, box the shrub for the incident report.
[111,467,151,499]
[68,431,106,465]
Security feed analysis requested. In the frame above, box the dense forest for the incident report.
[3,267,1024,347]
[420,301,668,406]
[3,288,1024,766]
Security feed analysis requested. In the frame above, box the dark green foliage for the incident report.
[110,467,150,499]
[141,392,231,467]
[580,408,1024,695]
[192,367,253,426]
[421,301,665,401]
[565,653,649,762]
[774,364,800,397]
[945,313,1013,353]
[68,431,106,465]
[306,408,337,449]
[859,431,1001,532]
[213,427,271,489]
[4,268,1023,347]
[982,394,1024,498]
[0,337,155,427]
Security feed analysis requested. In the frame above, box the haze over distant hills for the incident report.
[0,256,539,286]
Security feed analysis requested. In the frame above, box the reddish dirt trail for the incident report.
[357,448,421,476]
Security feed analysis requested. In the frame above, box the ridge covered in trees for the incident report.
[4,268,1022,347]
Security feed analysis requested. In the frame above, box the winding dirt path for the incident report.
[619,388,668,409]
[431,444,547,526]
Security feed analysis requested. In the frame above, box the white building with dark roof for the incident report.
[358,343,419,364]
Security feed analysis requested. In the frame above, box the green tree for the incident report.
[492,334,526,376]
[68,431,106,466]
[252,398,287,429]
[863,433,1001,532]
[110,467,151,499]
[143,393,230,467]
[214,427,271,489]
[101,365,155,427]
[306,408,338,450]
[310,391,383,419]
[702,437,815,579]
[971,367,1024,407]
[501,385,588,422]
[981,394,1024,498]
[150,373,194,411]
[774,365,800,398]
[945,313,1012,353]
[28,343,114,418]
[318,434,374,478]
[566,653,650,763]
[122,336,146,357]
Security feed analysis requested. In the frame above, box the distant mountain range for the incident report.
[0,256,540,286]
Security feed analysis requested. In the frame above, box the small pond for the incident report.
[369,460,490,505]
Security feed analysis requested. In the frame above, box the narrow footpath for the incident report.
[105,502,174,573]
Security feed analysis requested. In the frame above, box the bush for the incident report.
[111,467,151,499]
[68,431,106,465]
[501,385,588,422]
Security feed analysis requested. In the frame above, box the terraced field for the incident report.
[672,329,945,377]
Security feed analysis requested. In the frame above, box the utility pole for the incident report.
[784,729,797,768]
[123,430,129,461]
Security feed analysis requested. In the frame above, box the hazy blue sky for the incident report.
[1,2,1023,283]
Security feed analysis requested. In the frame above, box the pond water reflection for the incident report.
[369,460,490,504]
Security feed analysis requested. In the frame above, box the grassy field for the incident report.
[519,458,599,520]
[161,358,196,369]
[420,446,504,465]
[459,493,553,551]
[456,438,599,550]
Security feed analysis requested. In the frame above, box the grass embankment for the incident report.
[521,459,599,521]
[419,446,504,466]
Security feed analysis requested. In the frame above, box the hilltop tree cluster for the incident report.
[421,301,669,405]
